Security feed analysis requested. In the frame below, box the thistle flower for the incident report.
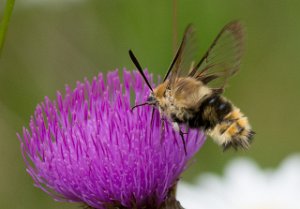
[18,69,205,209]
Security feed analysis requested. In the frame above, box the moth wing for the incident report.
[189,21,245,91]
[163,24,198,89]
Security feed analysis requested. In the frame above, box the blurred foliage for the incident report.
[0,0,300,208]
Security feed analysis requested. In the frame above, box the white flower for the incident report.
[178,155,300,209]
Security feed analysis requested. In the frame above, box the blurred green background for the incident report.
[0,0,299,208]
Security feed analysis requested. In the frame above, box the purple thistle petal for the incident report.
[18,69,206,209]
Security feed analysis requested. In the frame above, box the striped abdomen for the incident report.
[188,95,254,150]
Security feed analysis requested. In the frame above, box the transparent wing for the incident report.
[189,21,245,90]
[163,24,198,88]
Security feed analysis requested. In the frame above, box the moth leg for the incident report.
[179,130,188,156]
[160,116,167,144]
[150,107,155,129]
[172,122,187,155]
[161,116,166,130]
[157,107,165,131]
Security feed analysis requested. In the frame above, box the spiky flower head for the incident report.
[18,69,205,209]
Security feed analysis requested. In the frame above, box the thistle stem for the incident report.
[0,0,15,56]
[172,0,178,56]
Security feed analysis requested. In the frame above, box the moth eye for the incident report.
[147,96,154,102]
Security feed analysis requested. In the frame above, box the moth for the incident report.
[129,21,254,153]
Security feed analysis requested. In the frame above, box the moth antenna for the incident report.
[129,50,153,92]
